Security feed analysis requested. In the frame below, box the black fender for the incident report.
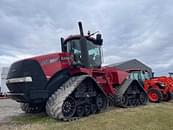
[82,75,107,96]
[45,68,71,96]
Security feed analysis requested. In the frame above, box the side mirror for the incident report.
[152,72,154,78]
[95,34,103,45]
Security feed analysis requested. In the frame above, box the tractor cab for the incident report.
[61,22,103,68]
[128,70,151,85]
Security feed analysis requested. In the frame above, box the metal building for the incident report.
[108,59,152,77]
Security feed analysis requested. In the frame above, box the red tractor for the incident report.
[128,69,173,103]
[6,22,148,121]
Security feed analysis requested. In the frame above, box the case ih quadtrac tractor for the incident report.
[128,70,173,103]
[6,22,148,121]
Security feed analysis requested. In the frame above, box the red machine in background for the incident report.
[128,69,173,103]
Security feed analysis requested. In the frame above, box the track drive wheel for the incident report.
[20,103,45,113]
[62,96,76,118]
[147,88,162,103]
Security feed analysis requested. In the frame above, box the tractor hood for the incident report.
[7,52,73,80]
[28,52,73,79]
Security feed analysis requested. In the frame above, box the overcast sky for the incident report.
[0,0,173,76]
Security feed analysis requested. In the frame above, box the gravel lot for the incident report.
[0,99,23,124]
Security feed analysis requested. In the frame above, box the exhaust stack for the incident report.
[78,21,84,36]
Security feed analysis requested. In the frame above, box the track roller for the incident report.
[76,105,84,117]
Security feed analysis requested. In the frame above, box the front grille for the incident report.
[7,82,28,93]
[6,59,48,103]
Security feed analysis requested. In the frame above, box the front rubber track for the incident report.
[45,75,107,121]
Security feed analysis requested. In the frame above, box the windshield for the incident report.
[144,71,150,80]
[129,72,139,80]
[66,39,102,67]
[129,71,150,81]
[67,40,81,64]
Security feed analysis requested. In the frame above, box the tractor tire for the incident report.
[20,103,45,113]
[147,88,163,103]
[163,93,172,101]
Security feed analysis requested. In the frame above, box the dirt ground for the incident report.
[0,99,23,124]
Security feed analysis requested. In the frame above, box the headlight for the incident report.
[6,76,32,84]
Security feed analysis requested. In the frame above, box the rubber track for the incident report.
[114,79,148,107]
[46,75,90,121]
